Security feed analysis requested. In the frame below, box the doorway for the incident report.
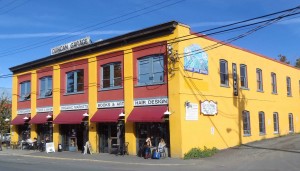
[98,124,120,154]
[60,124,84,151]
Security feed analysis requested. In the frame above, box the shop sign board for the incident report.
[46,142,55,153]
[36,107,53,113]
[60,104,88,111]
[185,103,198,120]
[201,100,218,115]
[97,100,124,108]
[232,63,238,96]
[134,97,168,106]
[51,37,91,55]
[17,108,31,114]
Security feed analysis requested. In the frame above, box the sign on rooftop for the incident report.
[51,37,92,55]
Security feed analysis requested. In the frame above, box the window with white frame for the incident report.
[101,62,122,89]
[66,70,84,94]
[271,72,277,94]
[240,64,248,88]
[138,54,164,85]
[39,76,53,98]
[220,59,228,86]
[256,69,263,91]
[259,111,266,134]
[287,77,292,96]
[20,81,31,101]
[242,110,251,136]
[273,112,279,134]
[289,113,294,133]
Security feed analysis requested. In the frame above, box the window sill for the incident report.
[220,84,230,88]
[19,99,30,102]
[64,91,84,96]
[99,87,123,91]
[38,96,53,100]
[243,134,251,137]
[135,82,165,87]
[259,133,266,136]
[274,132,279,135]
[287,95,292,97]
[240,87,249,90]
[257,90,264,93]
[272,92,278,95]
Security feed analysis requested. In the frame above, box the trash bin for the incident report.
[58,144,62,152]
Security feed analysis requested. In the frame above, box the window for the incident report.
[259,111,266,135]
[101,62,122,89]
[256,69,263,91]
[289,113,294,133]
[220,60,228,86]
[242,110,251,135]
[240,64,248,88]
[287,77,292,96]
[66,70,84,94]
[20,81,31,101]
[39,76,53,98]
[138,54,164,85]
[271,73,277,94]
[273,112,279,134]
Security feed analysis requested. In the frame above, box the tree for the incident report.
[278,54,290,64]
[0,93,11,146]
[295,58,300,68]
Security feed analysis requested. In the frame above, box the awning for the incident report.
[127,106,167,122]
[29,113,52,124]
[11,115,31,125]
[90,108,122,123]
[53,110,85,124]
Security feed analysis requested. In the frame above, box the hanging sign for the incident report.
[36,107,53,113]
[232,63,238,96]
[185,103,198,120]
[60,103,88,111]
[201,100,218,115]
[97,100,124,108]
[51,37,91,55]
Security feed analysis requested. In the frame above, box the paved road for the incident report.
[0,134,300,171]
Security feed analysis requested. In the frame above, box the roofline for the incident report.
[10,21,179,74]
[192,32,299,70]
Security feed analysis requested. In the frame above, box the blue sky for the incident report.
[0,0,299,88]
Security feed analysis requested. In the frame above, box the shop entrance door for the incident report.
[60,124,84,151]
[98,124,118,153]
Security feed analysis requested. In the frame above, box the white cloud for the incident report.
[0,30,130,39]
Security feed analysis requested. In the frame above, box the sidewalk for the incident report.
[0,148,197,166]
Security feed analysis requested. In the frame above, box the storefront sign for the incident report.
[36,107,53,113]
[46,142,55,153]
[185,103,198,120]
[51,37,91,55]
[60,104,88,111]
[201,101,218,115]
[134,97,168,106]
[97,100,124,108]
[17,109,31,114]
[232,63,238,96]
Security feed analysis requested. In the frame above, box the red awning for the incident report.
[53,110,85,124]
[90,108,122,123]
[11,115,31,125]
[127,106,167,122]
[29,113,53,124]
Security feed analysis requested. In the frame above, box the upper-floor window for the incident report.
[289,113,294,133]
[101,62,122,89]
[273,112,279,134]
[271,72,277,94]
[240,64,248,88]
[138,54,164,85]
[242,110,251,136]
[287,77,292,96]
[220,59,228,86]
[259,111,266,135]
[256,69,263,92]
[66,70,84,94]
[20,81,31,101]
[39,76,53,98]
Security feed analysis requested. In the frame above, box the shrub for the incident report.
[184,146,218,160]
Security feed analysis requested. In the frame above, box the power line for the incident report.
[0,0,184,57]
[1,5,299,79]
[0,0,30,15]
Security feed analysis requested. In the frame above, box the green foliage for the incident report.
[184,146,218,160]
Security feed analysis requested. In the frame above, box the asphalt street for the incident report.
[0,134,300,171]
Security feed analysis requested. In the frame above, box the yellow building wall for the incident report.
[10,75,18,143]
[175,25,300,157]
